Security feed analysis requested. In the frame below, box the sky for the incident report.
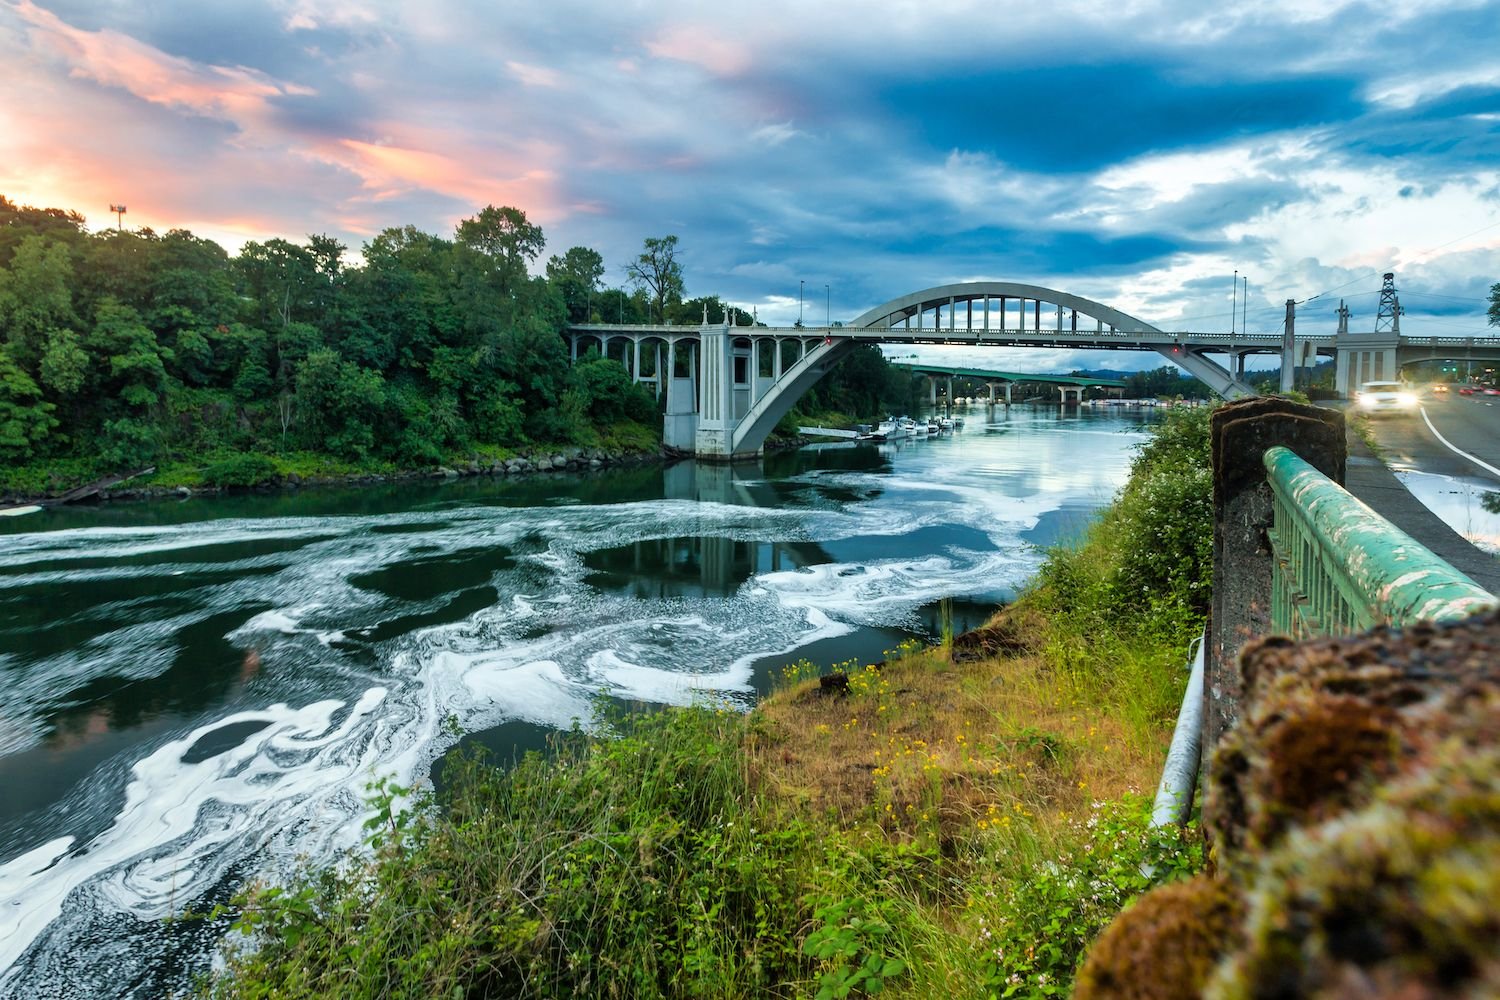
[2,0,1499,374]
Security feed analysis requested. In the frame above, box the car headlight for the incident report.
[1398,393,1417,407]
[1359,395,1376,408]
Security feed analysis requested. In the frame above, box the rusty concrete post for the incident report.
[1204,398,1344,760]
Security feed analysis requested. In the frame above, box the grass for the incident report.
[203,409,1215,999]
[204,594,1200,1000]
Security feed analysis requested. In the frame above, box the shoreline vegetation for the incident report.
[202,407,1215,1000]
[0,195,913,506]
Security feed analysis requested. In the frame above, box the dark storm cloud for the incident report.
[873,64,1364,172]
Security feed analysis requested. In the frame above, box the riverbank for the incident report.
[0,423,826,509]
[203,408,1214,999]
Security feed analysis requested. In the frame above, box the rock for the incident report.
[175,486,192,498]
[589,458,602,469]
[467,462,481,475]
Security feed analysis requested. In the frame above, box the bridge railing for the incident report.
[1263,444,1498,637]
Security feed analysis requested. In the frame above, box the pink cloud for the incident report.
[644,24,752,76]
[336,138,559,218]
[13,0,312,135]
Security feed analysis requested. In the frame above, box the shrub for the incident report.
[202,453,280,488]
[210,707,820,999]
[976,796,1203,997]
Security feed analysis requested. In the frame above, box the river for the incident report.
[0,405,1154,996]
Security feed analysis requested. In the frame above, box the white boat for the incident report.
[897,416,919,437]
[870,418,897,441]
[938,416,954,432]
[926,417,940,435]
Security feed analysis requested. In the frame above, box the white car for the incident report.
[1356,380,1417,414]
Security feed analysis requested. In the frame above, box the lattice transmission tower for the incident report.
[1374,272,1402,334]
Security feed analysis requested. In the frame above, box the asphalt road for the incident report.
[1364,388,1500,485]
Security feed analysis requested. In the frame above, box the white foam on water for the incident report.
[0,425,1142,993]
[0,693,390,976]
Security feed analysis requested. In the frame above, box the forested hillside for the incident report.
[0,198,676,492]
[0,196,920,496]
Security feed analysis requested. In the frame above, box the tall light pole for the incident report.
[799,280,804,327]
[825,284,830,328]
[109,203,127,231]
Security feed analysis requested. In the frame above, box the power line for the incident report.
[1300,217,1500,306]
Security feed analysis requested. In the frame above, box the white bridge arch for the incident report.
[567,280,1278,459]
[566,278,1500,460]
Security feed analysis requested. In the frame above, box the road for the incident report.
[1366,389,1500,484]
[1351,388,1500,592]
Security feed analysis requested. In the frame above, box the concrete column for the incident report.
[928,376,937,407]
[570,335,578,361]
[967,299,973,333]
[663,339,699,451]
[633,337,642,380]
[1005,383,1012,405]
[948,297,956,332]
[983,297,990,332]
[987,383,995,404]
[694,326,735,458]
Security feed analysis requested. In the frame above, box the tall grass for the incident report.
[207,407,1217,999]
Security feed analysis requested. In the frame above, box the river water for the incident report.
[0,406,1153,996]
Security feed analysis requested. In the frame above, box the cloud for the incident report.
[1,0,1497,338]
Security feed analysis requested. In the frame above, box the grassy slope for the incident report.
[206,411,1214,999]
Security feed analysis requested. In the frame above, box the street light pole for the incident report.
[825,284,830,328]
[109,203,127,231]
[799,280,804,327]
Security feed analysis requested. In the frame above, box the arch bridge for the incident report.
[564,280,1500,460]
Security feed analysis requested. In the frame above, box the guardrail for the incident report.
[1263,445,1498,636]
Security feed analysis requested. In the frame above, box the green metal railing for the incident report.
[1264,445,1499,636]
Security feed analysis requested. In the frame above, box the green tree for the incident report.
[455,205,545,286]
[0,348,57,459]
[0,235,77,369]
[39,328,88,397]
[87,300,171,411]
[545,246,605,322]
[0,195,85,267]
[295,348,388,459]
[1488,281,1499,328]
[567,352,657,424]
[626,236,684,323]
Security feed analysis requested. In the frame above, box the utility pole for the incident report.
[1281,299,1296,393]
[825,284,830,328]
[1231,270,1237,334]
[799,280,804,327]
[109,203,127,231]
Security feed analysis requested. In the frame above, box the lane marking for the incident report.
[1419,405,1500,481]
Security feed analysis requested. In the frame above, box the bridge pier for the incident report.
[663,339,698,451]
[1333,334,1398,397]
